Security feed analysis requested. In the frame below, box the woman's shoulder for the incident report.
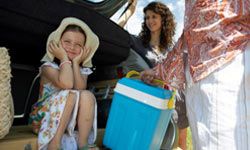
[130,34,146,50]
[130,34,142,43]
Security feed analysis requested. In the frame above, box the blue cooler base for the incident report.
[103,78,173,150]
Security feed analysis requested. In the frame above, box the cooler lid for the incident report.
[114,78,173,110]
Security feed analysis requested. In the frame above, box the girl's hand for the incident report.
[48,40,68,61]
[73,46,91,65]
[140,69,155,85]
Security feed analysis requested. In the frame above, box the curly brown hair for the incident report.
[139,1,176,52]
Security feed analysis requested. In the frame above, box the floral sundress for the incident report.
[29,62,97,150]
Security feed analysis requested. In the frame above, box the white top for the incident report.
[41,61,93,75]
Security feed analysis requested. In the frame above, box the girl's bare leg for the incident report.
[48,92,76,150]
[77,90,95,148]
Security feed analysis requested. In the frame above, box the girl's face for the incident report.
[145,10,162,33]
[61,30,85,60]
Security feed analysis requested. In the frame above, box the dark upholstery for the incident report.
[11,64,40,125]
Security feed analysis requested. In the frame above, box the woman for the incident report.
[119,0,176,67]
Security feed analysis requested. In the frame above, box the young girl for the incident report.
[30,17,99,150]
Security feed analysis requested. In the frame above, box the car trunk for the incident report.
[0,0,130,125]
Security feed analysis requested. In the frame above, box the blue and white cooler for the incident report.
[103,74,175,150]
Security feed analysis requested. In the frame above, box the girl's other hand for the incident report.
[48,40,68,61]
[73,46,91,65]
[140,69,155,85]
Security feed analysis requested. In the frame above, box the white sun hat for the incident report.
[41,17,99,67]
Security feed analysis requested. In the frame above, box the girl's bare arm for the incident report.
[72,62,88,90]
[43,41,74,89]
[72,47,91,90]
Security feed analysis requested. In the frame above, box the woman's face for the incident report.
[61,30,85,60]
[145,10,162,33]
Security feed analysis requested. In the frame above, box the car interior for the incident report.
[0,0,130,124]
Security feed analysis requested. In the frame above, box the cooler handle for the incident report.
[125,70,164,86]
[125,70,175,109]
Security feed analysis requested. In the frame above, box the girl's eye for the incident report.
[64,41,71,45]
[62,40,83,50]
[77,43,82,47]
[75,44,83,49]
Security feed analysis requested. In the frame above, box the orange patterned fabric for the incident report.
[154,0,250,89]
